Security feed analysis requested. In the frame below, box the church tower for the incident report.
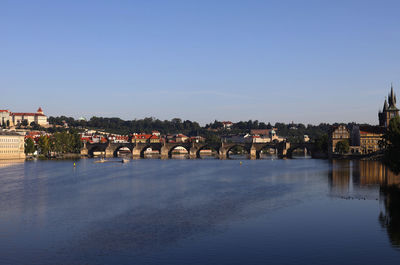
[37,107,44,115]
[379,84,399,127]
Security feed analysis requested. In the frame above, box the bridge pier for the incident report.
[250,145,257,160]
[160,146,169,159]
[105,146,115,157]
[218,149,227,159]
[189,147,198,159]
[277,142,290,158]
[80,143,88,156]
[132,146,142,158]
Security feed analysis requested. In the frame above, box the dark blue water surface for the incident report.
[0,158,399,265]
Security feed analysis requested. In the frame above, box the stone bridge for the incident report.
[80,141,316,159]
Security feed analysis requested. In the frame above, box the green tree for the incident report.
[383,116,400,174]
[335,140,349,154]
[24,138,35,154]
[37,135,50,156]
[314,134,329,153]
[21,119,28,127]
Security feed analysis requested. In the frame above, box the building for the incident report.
[110,135,129,143]
[249,128,285,143]
[149,135,161,143]
[190,136,205,143]
[358,126,385,154]
[379,85,399,127]
[250,129,273,136]
[174,134,189,143]
[0,110,11,127]
[152,131,161,137]
[222,121,233,129]
[328,125,350,154]
[11,107,49,127]
[133,134,152,143]
[0,131,25,160]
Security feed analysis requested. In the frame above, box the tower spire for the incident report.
[384,96,388,111]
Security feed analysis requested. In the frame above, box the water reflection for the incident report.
[329,159,400,249]
[0,159,25,168]
[379,186,400,248]
[2,159,400,264]
[329,160,351,193]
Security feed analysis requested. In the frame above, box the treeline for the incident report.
[49,116,201,135]
[49,116,331,136]
[49,116,368,142]
[25,130,82,156]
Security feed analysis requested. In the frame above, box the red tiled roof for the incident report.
[27,131,42,136]
[150,135,159,139]
[37,107,43,112]
[0,110,9,113]
[12,112,45,116]
[250,129,272,135]
[134,134,152,139]
[359,126,386,135]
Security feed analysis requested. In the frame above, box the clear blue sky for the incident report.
[1,0,400,125]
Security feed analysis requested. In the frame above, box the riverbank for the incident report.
[330,152,384,161]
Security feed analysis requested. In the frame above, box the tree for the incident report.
[21,119,28,127]
[24,138,35,154]
[335,140,349,154]
[37,135,50,156]
[383,116,400,174]
[315,134,328,153]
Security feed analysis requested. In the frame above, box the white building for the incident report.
[0,131,25,160]
[0,110,11,127]
[11,107,49,126]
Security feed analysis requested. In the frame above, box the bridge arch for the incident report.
[287,144,312,158]
[113,145,133,157]
[167,144,191,158]
[87,145,107,157]
[256,143,279,159]
[224,143,250,159]
[141,145,161,158]
[195,144,219,159]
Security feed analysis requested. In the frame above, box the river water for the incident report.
[0,158,399,265]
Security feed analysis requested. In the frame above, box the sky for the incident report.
[1,0,400,125]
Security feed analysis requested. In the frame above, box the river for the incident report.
[0,158,399,264]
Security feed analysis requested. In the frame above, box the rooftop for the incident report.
[0,131,24,136]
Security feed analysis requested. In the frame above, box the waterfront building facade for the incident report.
[328,125,350,154]
[350,126,385,155]
[0,131,25,160]
[358,126,385,154]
